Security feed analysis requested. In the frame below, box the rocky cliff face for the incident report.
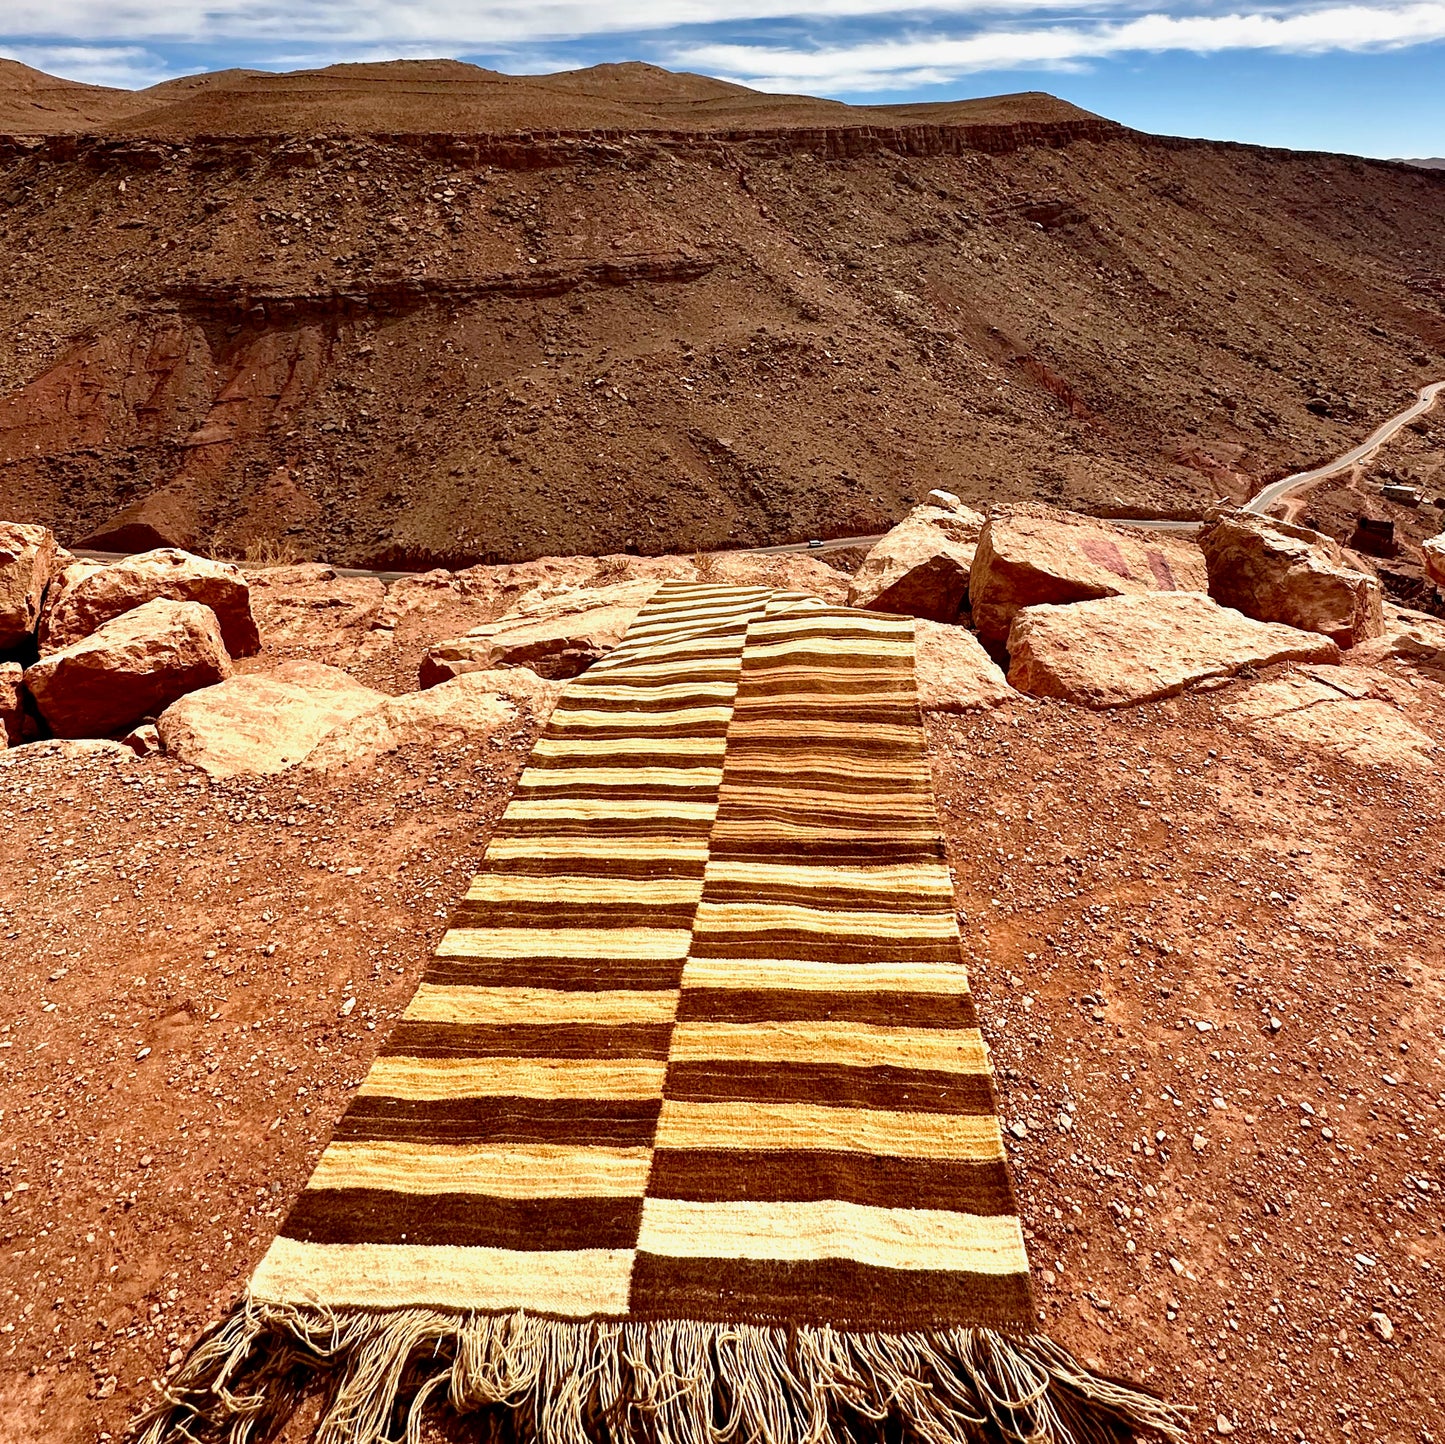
[1,99,1443,565]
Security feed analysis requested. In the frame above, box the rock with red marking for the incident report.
[1199,511,1384,648]
[39,548,260,657]
[0,521,64,651]
[968,504,1208,648]
[25,598,232,738]
[1006,591,1339,708]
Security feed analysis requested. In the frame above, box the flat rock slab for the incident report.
[1006,591,1339,708]
[969,504,1208,648]
[40,547,260,657]
[1223,665,1437,770]
[158,660,386,777]
[913,620,1012,712]
[421,581,661,685]
[305,670,563,772]
[25,597,232,738]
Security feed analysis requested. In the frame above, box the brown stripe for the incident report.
[282,1190,642,1251]
[495,818,717,840]
[382,1023,674,1060]
[480,857,708,880]
[334,1096,661,1147]
[450,900,700,930]
[646,1150,1016,1213]
[662,1061,998,1114]
[675,989,980,1029]
[626,1254,1034,1330]
[681,934,959,966]
[424,958,687,991]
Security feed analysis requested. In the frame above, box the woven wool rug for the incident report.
[140,581,1185,1444]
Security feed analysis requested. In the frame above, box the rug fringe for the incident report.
[131,1304,1190,1444]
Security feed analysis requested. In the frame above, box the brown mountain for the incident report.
[0,59,1442,566]
[0,57,155,132]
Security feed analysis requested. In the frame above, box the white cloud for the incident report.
[0,0,1114,46]
[674,1,1445,90]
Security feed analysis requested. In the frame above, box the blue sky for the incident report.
[5,0,1445,158]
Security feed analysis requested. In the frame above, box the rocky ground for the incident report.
[0,526,1442,1444]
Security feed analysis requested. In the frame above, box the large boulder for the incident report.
[420,581,661,686]
[304,670,563,773]
[0,522,63,651]
[1224,666,1437,770]
[25,598,232,738]
[1,661,39,746]
[1424,532,1445,589]
[913,620,1011,712]
[1199,511,1384,648]
[39,548,260,657]
[968,505,1208,648]
[1006,592,1340,708]
[157,660,386,778]
[848,494,986,623]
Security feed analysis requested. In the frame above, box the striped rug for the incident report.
[140,582,1185,1444]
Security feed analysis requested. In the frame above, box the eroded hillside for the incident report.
[0,65,1443,565]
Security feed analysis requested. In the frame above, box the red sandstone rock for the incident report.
[421,581,661,685]
[39,548,260,657]
[0,521,63,651]
[1199,511,1384,648]
[848,495,986,622]
[25,598,232,738]
[157,660,386,778]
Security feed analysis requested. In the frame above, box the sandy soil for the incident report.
[1,572,1441,1444]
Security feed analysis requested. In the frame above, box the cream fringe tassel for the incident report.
[131,1303,1190,1444]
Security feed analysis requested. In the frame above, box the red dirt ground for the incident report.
[1,569,1441,1444]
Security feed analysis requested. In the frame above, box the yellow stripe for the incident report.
[547,707,733,730]
[692,903,956,941]
[404,984,680,1024]
[360,1056,667,1100]
[529,737,724,759]
[636,1199,1026,1275]
[668,1022,988,1072]
[483,837,710,863]
[681,957,972,994]
[504,799,719,821]
[250,1238,633,1315]
[305,1142,653,1197]
[434,926,691,961]
[518,767,724,790]
[702,859,955,899]
[655,1101,1005,1160]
